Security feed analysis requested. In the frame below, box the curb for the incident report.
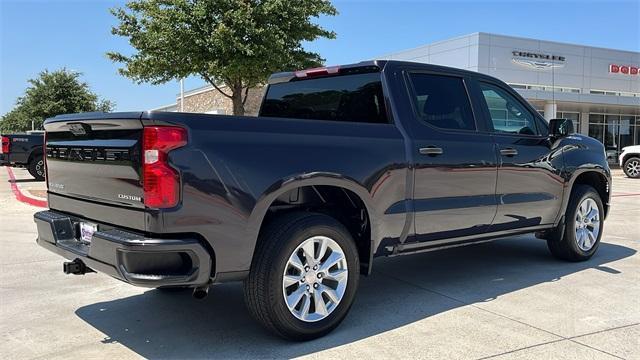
[6,167,48,208]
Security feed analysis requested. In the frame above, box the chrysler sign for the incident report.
[512,51,565,70]
[609,64,639,76]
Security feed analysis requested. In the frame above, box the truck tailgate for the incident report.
[44,113,145,210]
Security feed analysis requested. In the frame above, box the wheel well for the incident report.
[572,172,609,217]
[259,185,372,274]
[622,153,640,166]
[28,148,43,163]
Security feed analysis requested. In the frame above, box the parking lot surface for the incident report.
[1,167,638,359]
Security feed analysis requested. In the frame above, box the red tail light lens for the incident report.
[142,126,187,208]
[1,136,9,154]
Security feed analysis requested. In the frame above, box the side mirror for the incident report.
[549,118,574,138]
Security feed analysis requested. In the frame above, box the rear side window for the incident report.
[409,73,476,131]
[260,72,388,124]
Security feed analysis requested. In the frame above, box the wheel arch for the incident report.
[247,173,379,275]
[561,169,611,222]
[27,145,43,164]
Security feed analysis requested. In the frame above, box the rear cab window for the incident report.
[260,71,388,124]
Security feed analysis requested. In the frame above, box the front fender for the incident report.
[555,138,611,225]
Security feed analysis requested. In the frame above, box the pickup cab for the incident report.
[0,132,45,180]
[34,61,611,340]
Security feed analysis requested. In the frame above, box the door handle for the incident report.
[419,146,443,156]
[500,148,518,157]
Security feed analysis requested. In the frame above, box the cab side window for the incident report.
[479,82,540,136]
[409,73,476,131]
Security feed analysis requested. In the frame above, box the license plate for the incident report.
[79,222,98,243]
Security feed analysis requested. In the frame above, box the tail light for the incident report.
[142,126,187,208]
[1,136,9,154]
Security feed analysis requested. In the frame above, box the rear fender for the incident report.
[246,173,379,270]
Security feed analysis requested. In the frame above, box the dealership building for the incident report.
[157,32,639,162]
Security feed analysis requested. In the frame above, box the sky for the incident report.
[1,0,639,115]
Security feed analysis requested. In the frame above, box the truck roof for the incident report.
[267,59,487,84]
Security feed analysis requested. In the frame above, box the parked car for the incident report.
[619,145,640,178]
[0,131,45,180]
[34,61,611,340]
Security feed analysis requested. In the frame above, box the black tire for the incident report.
[623,156,640,178]
[244,212,360,341]
[28,154,45,181]
[547,185,604,261]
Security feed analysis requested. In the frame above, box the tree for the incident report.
[108,0,337,115]
[0,69,114,132]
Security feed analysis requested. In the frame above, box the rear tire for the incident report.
[547,185,604,261]
[623,156,640,178]
[244,212,359,341]
[28,155,45,181]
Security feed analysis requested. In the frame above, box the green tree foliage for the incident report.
[107,0,337,115]
[1,69,114,133]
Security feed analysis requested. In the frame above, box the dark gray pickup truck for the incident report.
[0,132,45,180]
[35,60,610,340]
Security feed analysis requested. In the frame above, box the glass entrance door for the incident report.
[589,113,640,164]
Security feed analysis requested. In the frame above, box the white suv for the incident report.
[619,145,640,178]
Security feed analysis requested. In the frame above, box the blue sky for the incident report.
[1,0,639,115]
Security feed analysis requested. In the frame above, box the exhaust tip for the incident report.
[193,285,209,300]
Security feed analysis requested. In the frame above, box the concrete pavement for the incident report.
[0,167,638,359]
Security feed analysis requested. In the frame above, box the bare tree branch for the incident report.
[242,86,250,106]
[201,74,233,99]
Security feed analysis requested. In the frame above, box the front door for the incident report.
[476,81,564,231]
[404,72,499,243]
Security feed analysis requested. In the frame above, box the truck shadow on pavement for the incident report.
[7,178,40,183]
[75,236,635,358]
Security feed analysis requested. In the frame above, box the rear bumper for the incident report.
[34,210,213,288]
[0,153,8,166]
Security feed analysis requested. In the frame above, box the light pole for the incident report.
[180,79,185,112]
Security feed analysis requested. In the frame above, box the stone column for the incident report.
[543,101,557,121]
[580,112,590,135]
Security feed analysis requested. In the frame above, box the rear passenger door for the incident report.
[403,72,499,243]
[475,80,564,230]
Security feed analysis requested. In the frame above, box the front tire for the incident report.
[244,212,360,341]
[547,185,604,261]
[623,156,640,178]
[28,155,45,181]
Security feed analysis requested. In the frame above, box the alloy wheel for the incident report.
[36,159,44,177]
[282,235,348,322]
[574,198,600,251]
[626,159,640,177]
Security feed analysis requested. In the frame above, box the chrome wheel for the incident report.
[626,159,640,177]
[282,235,348,322]
[575,198,600,251]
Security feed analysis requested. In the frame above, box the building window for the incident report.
[508,83,581,94]
[590,89,640,97]
[589,113,640,164]
[558,112,580,133]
